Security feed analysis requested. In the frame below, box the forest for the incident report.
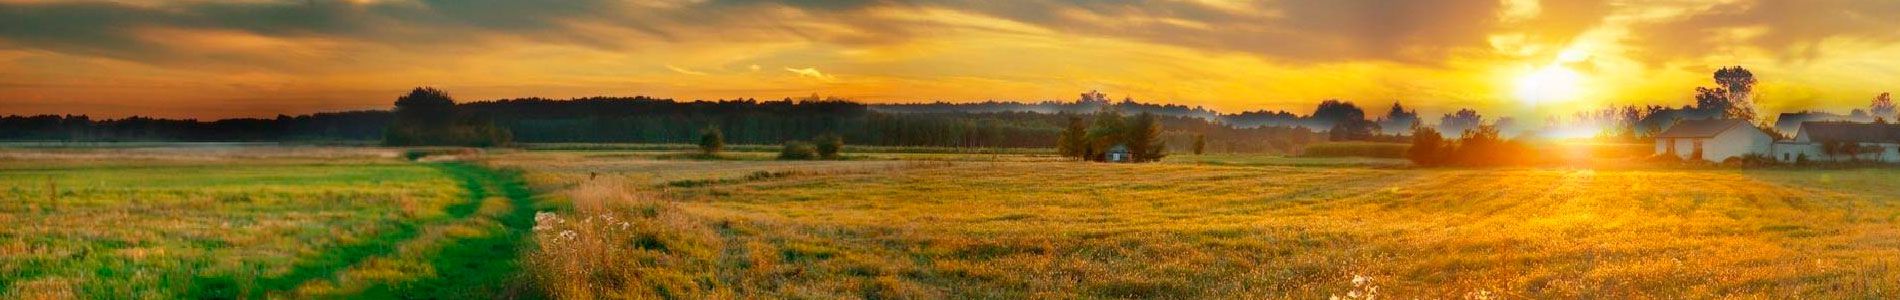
[0,93,1328,153]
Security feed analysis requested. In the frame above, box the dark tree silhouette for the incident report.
[1438,109,1483,136]
[385,87,511,147]
[394,87,455,129]
[1377,102,1420,134]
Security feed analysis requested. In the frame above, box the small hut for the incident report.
[1106,144,1131,162]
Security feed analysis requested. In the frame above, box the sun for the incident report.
[1513,49,1591,105]
[1514,65,1583,104]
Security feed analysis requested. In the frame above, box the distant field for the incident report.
[505,150,1900,298]
[0,152,540,298]
[1299,141,1410,158]
[521,142,1056,155]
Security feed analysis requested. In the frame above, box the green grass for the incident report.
[520,142,1055,155]
[1299,141,1410,158]
[0,157,543,299]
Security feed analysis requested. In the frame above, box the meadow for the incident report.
[504,150,1900,299]
[0,148,541,299]
[12,145,1900,298]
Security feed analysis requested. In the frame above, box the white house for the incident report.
[1772,122,1900,163]
[1653,119,1773,162]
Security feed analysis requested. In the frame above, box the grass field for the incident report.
[503,150,1900,298]
[0,151,542,299]
[15,145,1900,298]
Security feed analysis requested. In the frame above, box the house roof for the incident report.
[1655,119,1747,138]
[1796,122,1900,143]
[1773,112,1847,134]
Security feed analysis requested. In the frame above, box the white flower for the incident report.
[560,230,578,240]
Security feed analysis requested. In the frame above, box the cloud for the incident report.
[784,66,835,81]
[666,64,708,76]
[0,0,1617,67]
[1629,0,1900,64]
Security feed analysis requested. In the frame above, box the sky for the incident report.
[4,0,1900,121]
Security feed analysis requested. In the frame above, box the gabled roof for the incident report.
[1796,122,1900,143]
[1656,118,1747,138]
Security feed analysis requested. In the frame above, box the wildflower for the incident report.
[560,230,577,240]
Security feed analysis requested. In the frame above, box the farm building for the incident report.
[1653,119,1773,162]
[1105,144,1131,162]
[1772,122,1900,163]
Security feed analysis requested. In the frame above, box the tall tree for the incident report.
[1437,109,1483,136]
[1873,92,1895,120]
[1126,112,1166,162]
[1085,109,1127,162]
[386,87,511,146]
[1377,102,1420,134]
[393,87,455,130]
[1715,66,1757,121]
[1058,115,1089,159]
[1191,134,1206,155]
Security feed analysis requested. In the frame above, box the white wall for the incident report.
[1654,126,1773,162]
[1773,143,1820,162]
[1779,142,1900,162]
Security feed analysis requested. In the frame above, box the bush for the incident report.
[403,149,430,161]
[814,133,843,159]
[1301,142,1410,158]
[778,142,818,160]
[698,126,724,155]
[1723,154,1781,168]
[1407,127,1443,165]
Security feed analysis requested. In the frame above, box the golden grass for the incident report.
[502,151,1900,298]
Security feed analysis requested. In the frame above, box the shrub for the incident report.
[814,133,843,159]
[1723,154,1781,168]
[778,142,818,160]
[698,126,724,155]
[403,149,430,161]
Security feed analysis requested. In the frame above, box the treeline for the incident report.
[0,112,389,141]
[873,94,1413,133]
[0,92,1328,153]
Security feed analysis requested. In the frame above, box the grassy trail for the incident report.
[256,162,544,299]
[363,162,543,298]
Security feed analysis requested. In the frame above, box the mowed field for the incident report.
[503,150,1900,299]
[0,148,541,299]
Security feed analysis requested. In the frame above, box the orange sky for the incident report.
[4,0,1900,121]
